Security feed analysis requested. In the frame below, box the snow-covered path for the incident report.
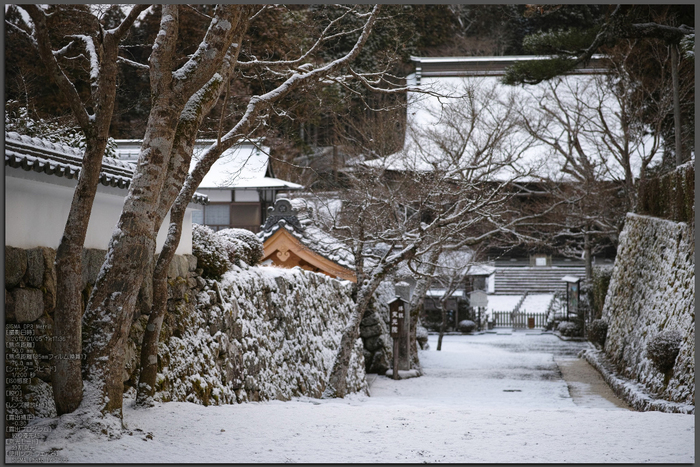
[8,333,694,463]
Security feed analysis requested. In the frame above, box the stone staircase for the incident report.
[493,266,586,295]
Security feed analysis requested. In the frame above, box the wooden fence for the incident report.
[492,311,547,329]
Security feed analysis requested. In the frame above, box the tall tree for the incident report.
[135,5,384,406]
[321,77,565,396]
[13,3,149,416]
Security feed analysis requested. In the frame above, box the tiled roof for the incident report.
[258,198,355,271]
[5,132,207,204]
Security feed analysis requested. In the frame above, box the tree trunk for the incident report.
[406,247,440,368]
[81,91,184,417]
[671,44,683,166]
[437,305,447,351]
[51,31,121,415]
[584,231,592,280]
[52,138,107,414]
[136,40,248,405]
[324,283,378,398]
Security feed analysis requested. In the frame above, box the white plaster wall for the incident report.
[197,188,231,202]
[6,172,195,254]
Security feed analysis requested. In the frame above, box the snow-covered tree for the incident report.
[11,3,150,416]
[431,249,476,351]
[11,3,389,434]
[503,4,694,166]
[319,78,560,396]
[516,67,665,277]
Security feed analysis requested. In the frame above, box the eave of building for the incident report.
[410,54,608,79]
[6,132,208,205]
[261,227,356,282]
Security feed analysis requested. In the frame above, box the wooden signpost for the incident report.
[388,298,406,380]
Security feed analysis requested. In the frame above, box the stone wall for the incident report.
[601,213,694,406]
[5,247,367,437]
[360,281,395,375]
[151,264,367,404]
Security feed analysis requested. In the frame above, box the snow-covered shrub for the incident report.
[192,224,232,279]
[557,320,580,337]
[587,319,608,346]
[458,320,476,334]
[216,228,264,266]
[647,331,682,374]
[416,322,429,350]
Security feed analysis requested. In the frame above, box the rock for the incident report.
[5,246,27,288]
[370,348,391,374]
[168,255,190,279]
[24,248,45,288]
[82,248,106,289]
[363,335,384,352]
[361,314,380,327]
[360,323,383,338]
[7,288,44,323]
[39,247,57,313]
[168,277,190,301]
[185,254,198,272]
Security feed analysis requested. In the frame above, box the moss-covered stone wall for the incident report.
[602,213,694,405]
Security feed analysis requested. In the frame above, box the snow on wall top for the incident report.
[362,56,659,183]
[7,132,207,204]
[258,198,355,271]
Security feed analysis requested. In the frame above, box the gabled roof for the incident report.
[6,132,207,204]
[190,140,304,191]
[258,198,355,278]
[114,138,303,191]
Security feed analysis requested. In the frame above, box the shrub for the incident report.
[458,320,476,334]
[192,224,232,280]
[647,331,683,374]
[217,228,264,266]
[416,323,430,350]
[591,266,613,319]
[557,320,580,337]
[587,319,608,346]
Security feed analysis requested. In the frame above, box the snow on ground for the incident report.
[520,293,554,314]
[7,333,694,463]
[485,294,522,319]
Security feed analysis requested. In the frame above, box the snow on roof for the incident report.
[7,132,207,204]
[190,141,303,191]
[258,198,355,271]
[426,289,464,298]
[467,263,496,276]
[362,56,658,183]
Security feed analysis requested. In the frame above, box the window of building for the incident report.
[204,204,230,226]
